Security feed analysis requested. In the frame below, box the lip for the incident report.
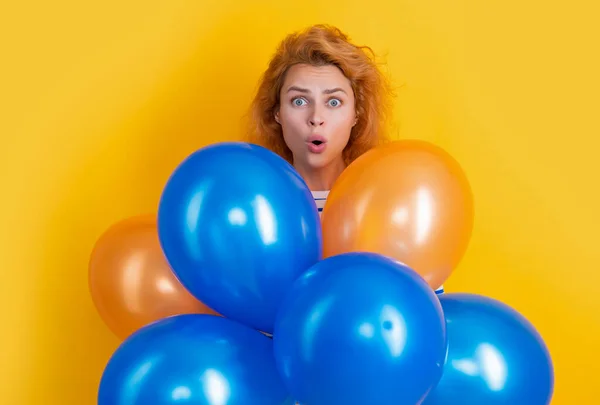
[306,134,327,154]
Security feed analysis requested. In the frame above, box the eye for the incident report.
[292,97,307,107]
[328,98,342,107]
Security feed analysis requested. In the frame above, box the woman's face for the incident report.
[276,63,356,173]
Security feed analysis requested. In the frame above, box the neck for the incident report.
[294,157,346,191]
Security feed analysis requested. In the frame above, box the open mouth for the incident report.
[307,136,326,153]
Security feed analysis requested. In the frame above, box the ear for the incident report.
[274,109,280,124]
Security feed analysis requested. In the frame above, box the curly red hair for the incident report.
[247,24,394,164]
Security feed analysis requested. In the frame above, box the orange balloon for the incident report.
[321,140,474,289]
[88,214,219,340]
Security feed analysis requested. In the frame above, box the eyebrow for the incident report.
[286,86,347,95]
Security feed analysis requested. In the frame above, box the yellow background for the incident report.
[1,0,598,403]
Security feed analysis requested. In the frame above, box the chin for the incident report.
[304,154,336,169]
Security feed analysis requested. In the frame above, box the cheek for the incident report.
[280,109,306,147]
[329,111,355,145]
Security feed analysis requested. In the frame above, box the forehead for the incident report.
[282,64,353,91]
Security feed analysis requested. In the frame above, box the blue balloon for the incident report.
[157,142,322,334]
[273,252,447,405]
[98,314,294,405]
[422,293,554,405]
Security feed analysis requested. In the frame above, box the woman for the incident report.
[248,24,393,205]
[247,24,443,294]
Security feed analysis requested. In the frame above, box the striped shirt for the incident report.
[312,190,329,215]
[311,191,445,295]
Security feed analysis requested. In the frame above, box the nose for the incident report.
[309,107,325,127]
